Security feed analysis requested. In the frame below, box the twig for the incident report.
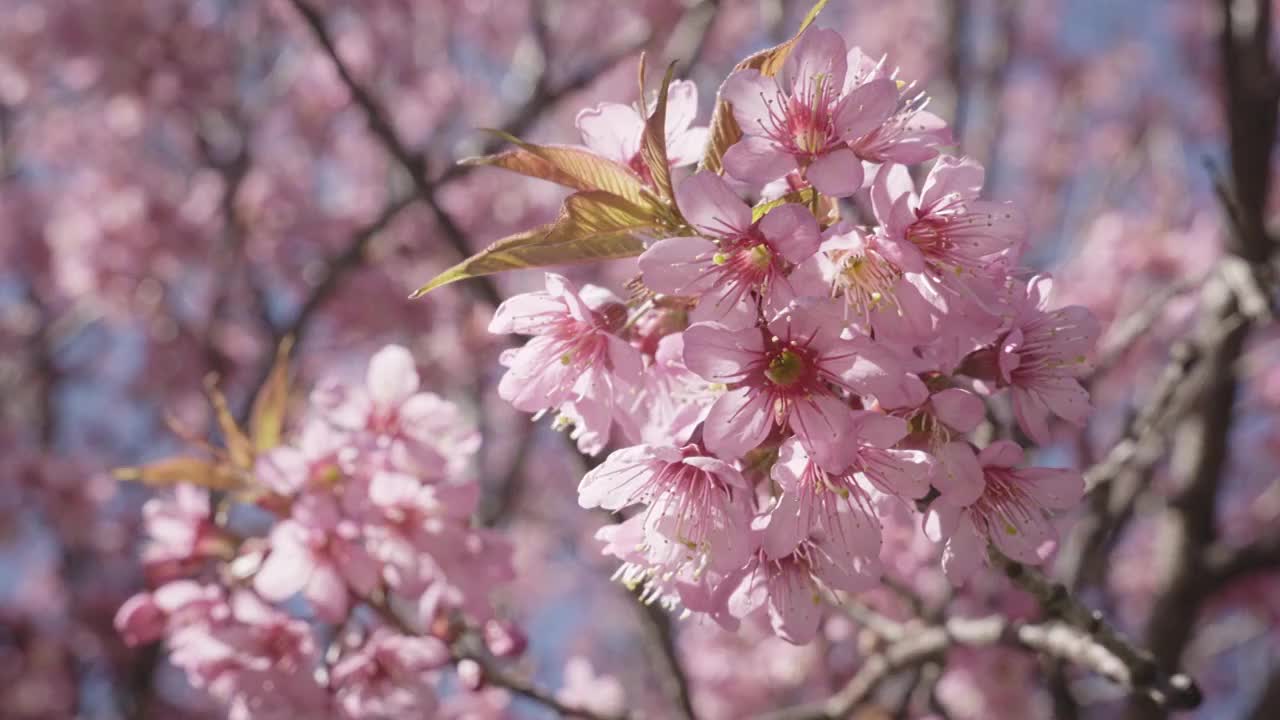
[1125,3,1278,716]
[992,552,1202,710]
[364,595,624,720]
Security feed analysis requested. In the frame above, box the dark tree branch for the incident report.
[993,553,1202,710]
[1124,3,1279,716]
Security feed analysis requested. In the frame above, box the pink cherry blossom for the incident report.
[721,28,898,196]
[580,443,754,573]
[639,171,820,323]
[760,437,884,567]
[331,629,450,719]
[728,526,879,644]
[997,276,1100,443]
[683,300,926,467]
[576,78,709,177]
[870,157,1026,334]
[844,48,953,165]
[811,220,939,343]
[925,441,1084,584]
[312,344,480,478]
[490,273,643,454]
[251,493,380,622]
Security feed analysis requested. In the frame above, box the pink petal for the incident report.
[812,519,882,592]
[675,171,751,236]
[866,448,933,499]
[723,135,799,186]
[703,387,773,460]
[758,204,821,263]
[940,512,986,585]
[1019,467,1085,512]
[920,155,985,210]
[766,565,823,644]
[1011,386,1052,444]
[806,147,863,198]
[761,487,808,560]
[681,322,764,382]
[934,441,985,507]
[930,388,984,432]
[664,79,700,135]
[578,445,658,510]
[305,562,350,623]
[575,102,643,164]
[721,69,784,137]
[834,78,897,141]
[253,528,313,602]
[977,440,1023,468]
[789,394,854,471]
[366,345,420,408]
[782,28,848,100]
[639,237,717,295]
[849,411,909,448]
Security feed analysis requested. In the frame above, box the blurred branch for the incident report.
[663,0,721,74]
[945,0,971,143]
[365,594,627,720]
[1124,2,1279,715]
[758,560,1203,720]
[992,553,1202,710]
[1088,276,1201,379]
[1247,667,1280,720]
[1202,530,1280,587]
[635,600,697,720]
[965,0,1019,191]
[286,0,501,307]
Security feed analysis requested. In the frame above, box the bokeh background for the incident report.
[2,0,1279,718]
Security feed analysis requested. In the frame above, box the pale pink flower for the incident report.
[683,300,926,467]
[490,273,643,454]
[810,220,939,343]
[331,629,450,719]
[924,441,1084,584]
[617,332,717,446]
[721,28,898,196]
[895,387,986,451]
[870,158,1025,335]
[312,344,480,478]
[845,48,952,165]
[556,656,627,718]
[580,443,754,573]
[997,276,1099,443]
[140,484,224,580]
[576,78,709,177]
[728,526,878,644]
[114,592,166,647]
[597,513,742,629]
[640,171,820,322]
[252,493,380,622]
[760,437,884,570]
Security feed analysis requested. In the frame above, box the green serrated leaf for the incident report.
[463,133,649,206]
[412,191,657,297]
[249,336,293,453]
[113,457,244,491]
[641,62,678,205]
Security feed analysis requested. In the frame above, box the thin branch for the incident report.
[992,553,1202,710]
[365,595,624,720]
[634,597,697,720]
[1125,3,1279,716]
[286,0,500,307]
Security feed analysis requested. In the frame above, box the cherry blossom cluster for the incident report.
[114,346,520,717]
[490,27,1100,643]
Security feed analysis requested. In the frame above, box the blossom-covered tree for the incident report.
[4,1,1280,719]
